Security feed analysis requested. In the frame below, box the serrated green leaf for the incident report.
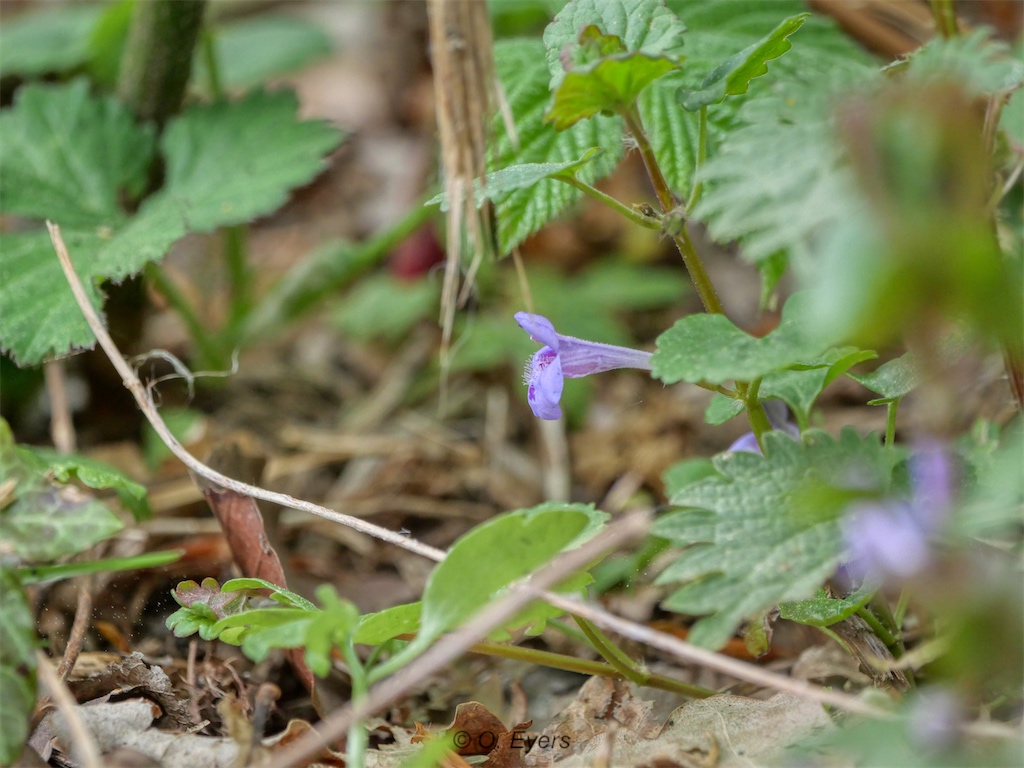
[904,30,1024,96]
[849,338,966,404]
[635,72,700,195]
[23,447,151,521]
[544,0,687,90]
[652,293,832,385]
[549,52,679,129]
[492,38,623,253]
[194,15,333,97]
[0,79,154,228]
[778,585,873,627]
[662,457,720,499]
[0,230,105,364]
[653,428,890,649]
[0,4,103,77]
[0,567,36,767]
[679,14,808,111]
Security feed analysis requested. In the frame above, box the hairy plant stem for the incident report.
[559,176,662,229]
[117,0,206,128]
[622,106,772,443]
[929,0,958,39]
[144,263,224,367]
[685,106,708,211]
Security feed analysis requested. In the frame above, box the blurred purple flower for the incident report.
[841,440,954,584]
[514,312,653,420]
[726,400,800,455]
[907,687,963,752]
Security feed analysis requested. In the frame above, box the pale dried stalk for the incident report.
[268,511,652,768]
[37,652,103,768]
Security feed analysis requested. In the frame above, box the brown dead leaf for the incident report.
[444,700,507,756]
[265,719,346,767]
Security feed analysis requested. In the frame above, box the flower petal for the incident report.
[527,348,563,420]
[514,312,560,351]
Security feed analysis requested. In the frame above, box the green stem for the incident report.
[622,106,725,316]
[117,0,206,128]
[573,616,646,686]
[894,588,911,630]
[200,28,223,98]
[343,639,368,767]
[685,106,708,211]
[885,399,899,449]
[224,226,250,339]
[856,605,897,651]
[558,176,661,229]
[739,377,772,452]
[469,638,715,699]
[144,263,224,367]
[929,0,958,38]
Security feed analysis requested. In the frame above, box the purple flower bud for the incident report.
[726,401,800,455]
[514,312,653,420]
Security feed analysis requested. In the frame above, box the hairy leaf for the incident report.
[0,4,102,76]
[902,30,1024,96]
[779,586,873,627]
[544,0,687,89]
[491,38,623,253]
[678,13,808,111]
[652,293,832,385]
[654,428,890,649]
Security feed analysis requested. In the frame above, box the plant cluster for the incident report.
[1,1,1022,766]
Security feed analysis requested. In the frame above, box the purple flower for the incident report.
[841,441,954,584]
[514,312,653,420]
[726,400,800,455]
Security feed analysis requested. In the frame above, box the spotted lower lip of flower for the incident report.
[515,312,653,420]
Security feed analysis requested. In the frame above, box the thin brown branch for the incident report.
[55,578,93,682]
[43,360,77,454]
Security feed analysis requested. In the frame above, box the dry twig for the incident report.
[37,652,103,768]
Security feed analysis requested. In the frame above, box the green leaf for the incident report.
[704,394,743,426]
[759,347,877,428]
[652,293,832,385]
[661,457,720,500]
[372,503,607,677]
[0,4,103,77]
[0,230,106,364]
[333,273,439,345]
[548,52,679,129]
[903,30,1024,96]
[23,447,151,521]
[18,550,183,585]
[0,79,154,228]
[0,568,36,767]
[544,0,687,90]
[0,421,124,563]
[427,148,604,209]
[194,15,333,97]
[166,578,249,640]
[354,602,422,646]
[491,38,623,253]
[678,14,808,111]
[636,72,700,195]
[221,578,318,612]
[778,585,873,627]
[303,586,359,676]
[849,337,965,405]
[653,428,890,649]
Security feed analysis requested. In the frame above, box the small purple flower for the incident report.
[726,400,800,455]
[841,441,954,584]
[514,312,653,420]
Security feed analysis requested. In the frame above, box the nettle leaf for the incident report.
[0,568,36,767]
[652,293,832,385]
[636,72,700,196]
[544,0,687,90]
[679,13,808,111]
[0,83,343,365]
[491,38,623,253]
[548,49,679,129]
[194,15,332,97]
[653,428,890,649]
[779,585,873,628]
[0,4,103,77]
[0,79,154,228]
[903,30,1024,96]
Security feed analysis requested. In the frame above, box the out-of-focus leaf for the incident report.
[0,567,36,767]
[18,550,183,585]
[0,4,103,76]
[333,273,440,344]
[779,586,873,627]
[23,447,151,520]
